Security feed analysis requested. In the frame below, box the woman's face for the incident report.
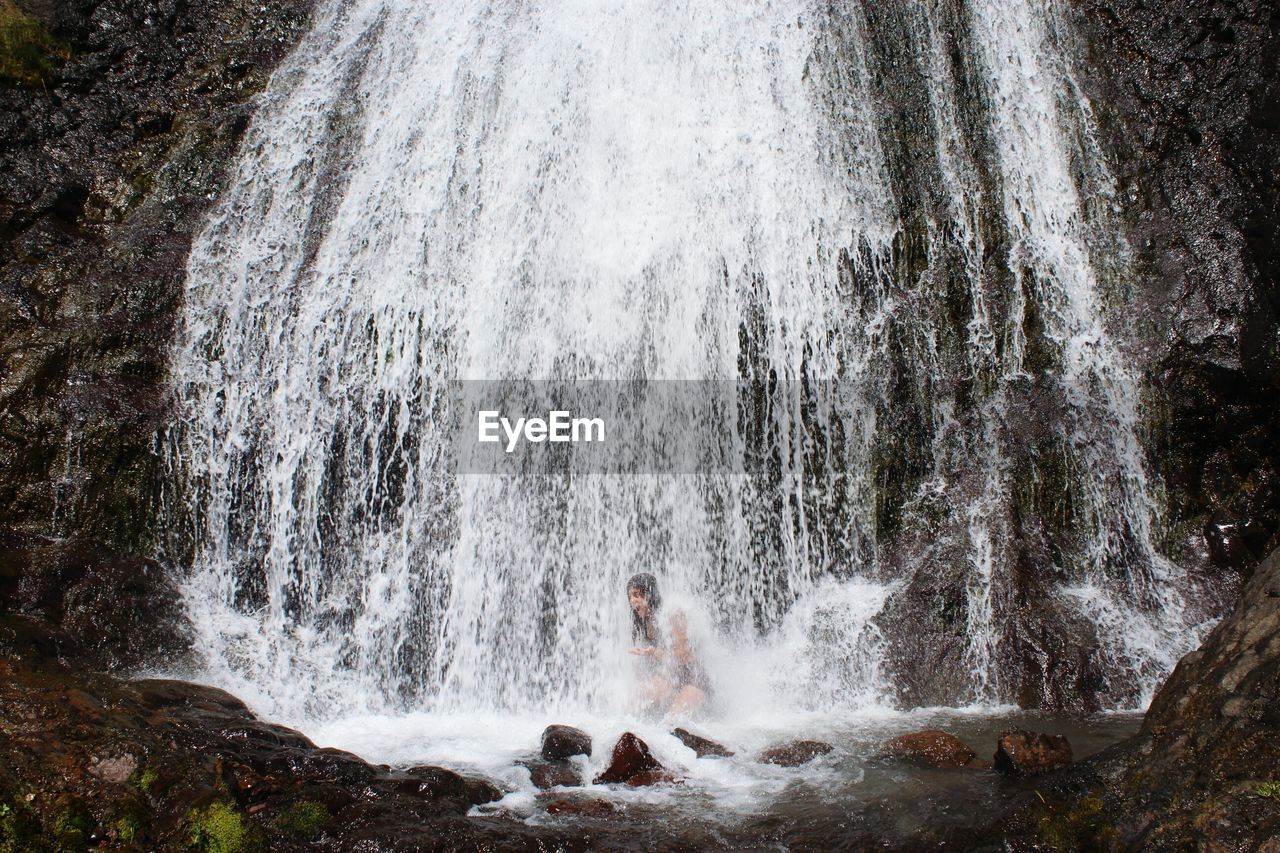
[627,586,650,619]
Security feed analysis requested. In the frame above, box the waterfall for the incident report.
[167,0,1208,723]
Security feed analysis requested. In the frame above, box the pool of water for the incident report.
[296,706,1140,848]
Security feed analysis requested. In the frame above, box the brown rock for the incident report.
[592,732,664,784]
[757,739,834,767]
[672,727,734,758]
[399,765,503,804]
[521,759,581,789]
[623,769,679,787]
[885,730,989,769]
[541,724,592,761]
[993,730,1073,776]
[544,795,617,817]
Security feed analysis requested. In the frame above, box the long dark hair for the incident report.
[627,573,661,644]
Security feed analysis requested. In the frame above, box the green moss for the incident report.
[112,800,149,844]
[0,795,41,853]
[50,802,92,850]
[187,801,260,853]
[1033,792,1119,848]
[1256,781,1280,799]
[114,814,140,842]
[277,800,330,840]
[130,766,159,794]
[0,0,68,87]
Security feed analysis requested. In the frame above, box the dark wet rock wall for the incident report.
[0,0,313,557]
[1069,0,1280,574]
[1,0,316,673]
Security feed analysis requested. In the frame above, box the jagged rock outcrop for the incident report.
[993,731,1073,777]
[991,546,1280,848]
[592,733,670,786]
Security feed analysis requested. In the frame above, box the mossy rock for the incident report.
[50,797,93,849]
[0,793,41,853]
[276,800,330,840]
[0,1,68,87]
[130,765,159,796]
[187,801,261,853]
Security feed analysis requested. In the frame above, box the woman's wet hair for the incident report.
[627,573,661,644]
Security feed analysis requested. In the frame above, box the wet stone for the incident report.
[758,739,834,767]
[544,795,617,817]
[520,759,582,789]
[672,727,734,758]
[993,730,1073,776]
[541,724,592,761]
[885,730,989,769]
[592,732,664,784]
[401,765,503,805]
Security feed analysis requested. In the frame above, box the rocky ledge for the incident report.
[0,659,594,850]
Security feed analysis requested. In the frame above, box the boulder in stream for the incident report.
[758,739,834,767]
[592,732,666,784]
[400,765,503,805]
[544,795,617,817]
[885,730,990,769]
[993,730,1073,776]
[521,759,582,789]
[541,724,593,761]
[672,727,734,758]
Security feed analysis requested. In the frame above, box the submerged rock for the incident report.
[544,795,617,817]
[621,769,679,787]
[758,740,834,767]
[993,730,1073,777]
[885,730,990,770]
[521,759,582,789]
[672,727,734,758]
[399,765,503,806]
[541,724,593,761]
[592,733,665,784]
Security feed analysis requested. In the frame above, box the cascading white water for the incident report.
[168,0,1208,729]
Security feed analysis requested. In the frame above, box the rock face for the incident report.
[757,740,834,767]
[0,0,314,558]
[592,733,666,785]
[1068,0,1280,575]
[0,531,191,671]
[994,546,1280,847]
[992,731,1073,777]
[672,728,734,758]
[885,730,989,770]
[541,724,592,762]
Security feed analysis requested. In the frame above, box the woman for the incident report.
[626,573,709,717]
